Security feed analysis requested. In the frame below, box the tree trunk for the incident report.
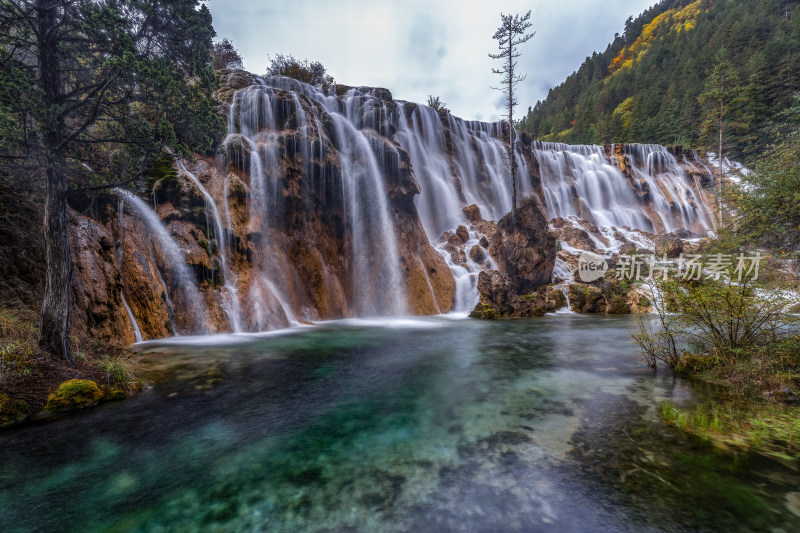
[717,72,725,225]
[37,0,74,364]
[718,117,723,224]
[508,40,517,223]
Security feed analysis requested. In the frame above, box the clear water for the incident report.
[1,316,798,532]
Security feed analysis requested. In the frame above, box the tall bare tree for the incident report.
[490,11,534,223]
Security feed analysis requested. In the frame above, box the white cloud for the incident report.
[207,0,656,122]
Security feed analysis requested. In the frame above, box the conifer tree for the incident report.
[0,0,223,363]
[699,48,749,223]
[490,11,535,223]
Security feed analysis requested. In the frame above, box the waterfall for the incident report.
[176,161,243,332]
[114,74,718,339]
[389,105,714,307]
[228,79,715,319]
[115,189,205,333]
[624,144,713,233]
[120,291,143,343]
[534,142,713,236]
[226,77,408,318]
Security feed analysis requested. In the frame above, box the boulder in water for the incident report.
[554,225,595,251]
[456,225,470,244]
[492,198,557,294]
[568,283,606,313]
[462,204,482,223]
[469,245,485,263]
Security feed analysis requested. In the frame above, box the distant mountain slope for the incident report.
[518,0,800,161]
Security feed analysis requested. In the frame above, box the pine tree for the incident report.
[490,11,535,223]
[0,0,222,363]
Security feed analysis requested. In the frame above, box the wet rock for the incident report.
[450,249,467,265]
[70,213,148,345]
[479,236,489,248]
[456,225,470,244]
[605,294,631,314]
[569,283,606,313]
[655,233,684,258]
[469,245,485,263]
[554,225,595,251]
[474,270,517,315]
[490,198,557,295]
[471,273,568,319]
[214,70,255,103]
[367,87,393,101]
[447,233,463,247]
[462,204,482,223]
[469,300,500,320]
[567,280,638,314]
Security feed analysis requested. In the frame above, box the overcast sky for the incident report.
[207,0,657,122]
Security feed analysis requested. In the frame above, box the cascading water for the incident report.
[225,76,408,319]
[120,291,143,343]
[116,74,718,338]
[176,161,243,332]
[115,189,205,334]
[392,104,714,309]
[534,142,714,237]
[624,144,714,233]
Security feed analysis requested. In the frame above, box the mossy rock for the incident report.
[605,295,631,314]
[105,388,128,402]
[0,394,30,427]
[44,379,105,412]
[469,301,500,320]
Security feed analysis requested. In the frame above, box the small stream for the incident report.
[0,315,797,532]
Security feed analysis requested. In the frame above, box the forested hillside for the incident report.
[518,0,800,161]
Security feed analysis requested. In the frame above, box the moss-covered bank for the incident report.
[0,308,144,428]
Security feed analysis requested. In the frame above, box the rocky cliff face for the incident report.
[464,199,558,319]
[56,69,718,342]
[66,71,463,341]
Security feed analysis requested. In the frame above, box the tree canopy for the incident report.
[213,38,244,71]
[0,0,225,362]
[266,54,334,86]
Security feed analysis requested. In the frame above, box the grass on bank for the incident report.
[0,308,143,427]
[632,265,800,461]
[660,400,800,465]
